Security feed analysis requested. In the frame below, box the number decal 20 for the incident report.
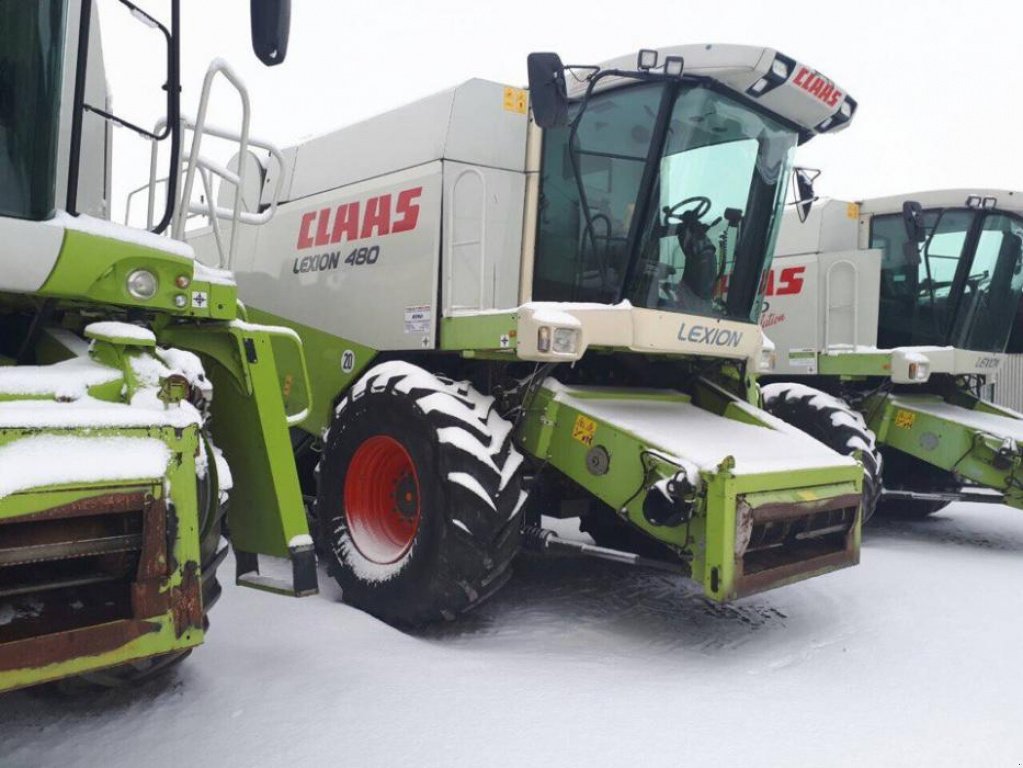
[345,246,380,266]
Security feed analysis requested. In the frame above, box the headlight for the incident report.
[552,327,580,355]
[537,326,552,353]
[908,361,930,381]
[126,269,158,300]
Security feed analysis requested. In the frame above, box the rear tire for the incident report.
[317,361,526,627]
[762,383,883,525]
[579,503,676,559]
[876,498,950,518]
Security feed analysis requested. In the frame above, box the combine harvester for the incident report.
[0,0,314,692]
[762,190,1023,518]
[191,45,870,626]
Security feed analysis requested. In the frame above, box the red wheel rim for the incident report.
[343,435,421,564]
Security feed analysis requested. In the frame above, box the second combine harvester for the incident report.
[762,190,1023,519]
[192,46,868,625]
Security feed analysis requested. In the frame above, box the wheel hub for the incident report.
[343,435,422,564]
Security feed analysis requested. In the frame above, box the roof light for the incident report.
[745,52,796,98]
[637,49,658,71]
[663,55,685,77]
[814,95,858,133]
[966,195,982,209]
[983,196,998,209]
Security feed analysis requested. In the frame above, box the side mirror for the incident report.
[902,200,926,243]
[792,167,820,223]
[251,0,291,66]
[527,52,568,129]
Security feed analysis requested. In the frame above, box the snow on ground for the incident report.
[3,502,1023,767]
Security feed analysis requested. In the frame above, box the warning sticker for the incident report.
[191,290,209,309]
[404,305,432,334]
[503,87,527,114]
[788,348,818,374]
[572,414,597,446]
[894,409,916,429]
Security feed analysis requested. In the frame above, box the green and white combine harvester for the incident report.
[0,0,315,693]
[188,45,870,626]
[762,190,1023,518]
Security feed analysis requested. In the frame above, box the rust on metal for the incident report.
[0,619,160,673]
[732,491,860,598]
[171,561,203,637]
[747,492,862,525]
[736,546,859,598]
[0,491,149,525]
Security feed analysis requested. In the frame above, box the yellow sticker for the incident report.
[503,86,528,115]
[572,414,597,446]
[894,409,916,429]
[282,373,294,399]
[846,202,861,220]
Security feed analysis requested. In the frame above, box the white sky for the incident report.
[98,0,1022,219]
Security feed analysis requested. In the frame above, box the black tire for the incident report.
[316,361,526,627]
[579,503,676,560]
[65,434,227,691]
[876,498,950,518]
[875,449,954,519]
[762,383,883,525]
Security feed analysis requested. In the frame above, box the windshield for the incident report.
[0,0,67,221]
[533,81,799,323]
[870,208,1023,353]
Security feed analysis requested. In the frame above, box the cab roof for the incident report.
[575,44,857,138]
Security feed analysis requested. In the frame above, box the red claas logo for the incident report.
[759,266,806,297]
[792,67,842,108]
[297,187,422,249]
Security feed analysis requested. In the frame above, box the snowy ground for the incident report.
[3,502,1023,767]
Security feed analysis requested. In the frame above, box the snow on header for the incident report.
[0,435,171,498]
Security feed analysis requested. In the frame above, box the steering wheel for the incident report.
[664,196,712,223]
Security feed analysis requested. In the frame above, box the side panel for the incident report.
[760,253,820,374]
[0,217,65,293]
[765,249,880,374]
[441,161,525,314]
[237,162,444,351]
[818,248,880,350]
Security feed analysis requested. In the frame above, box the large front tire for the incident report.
[317,362,525,627]
[762,383,883,525]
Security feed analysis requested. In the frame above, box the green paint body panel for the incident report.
[39,229,237,319]
[866,391,1023,509]
[518,383,863,601]
[0,216,315,691]
[0,425,204,693]
[160,323,312,558]
[440,313,519,352]
[817,351,891,377]
[246,307,378,434]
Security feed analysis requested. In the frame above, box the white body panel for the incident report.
[239,162,444,350]
[277,79,528,205]
[442,162,525,314]
[0,217,65,293]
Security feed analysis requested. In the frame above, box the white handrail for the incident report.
[134,59,287,269]
[173,59,250,268]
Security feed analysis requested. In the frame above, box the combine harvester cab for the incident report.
[0,1,313,693]
[763,190,1023,517]
[201,44,871,624]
